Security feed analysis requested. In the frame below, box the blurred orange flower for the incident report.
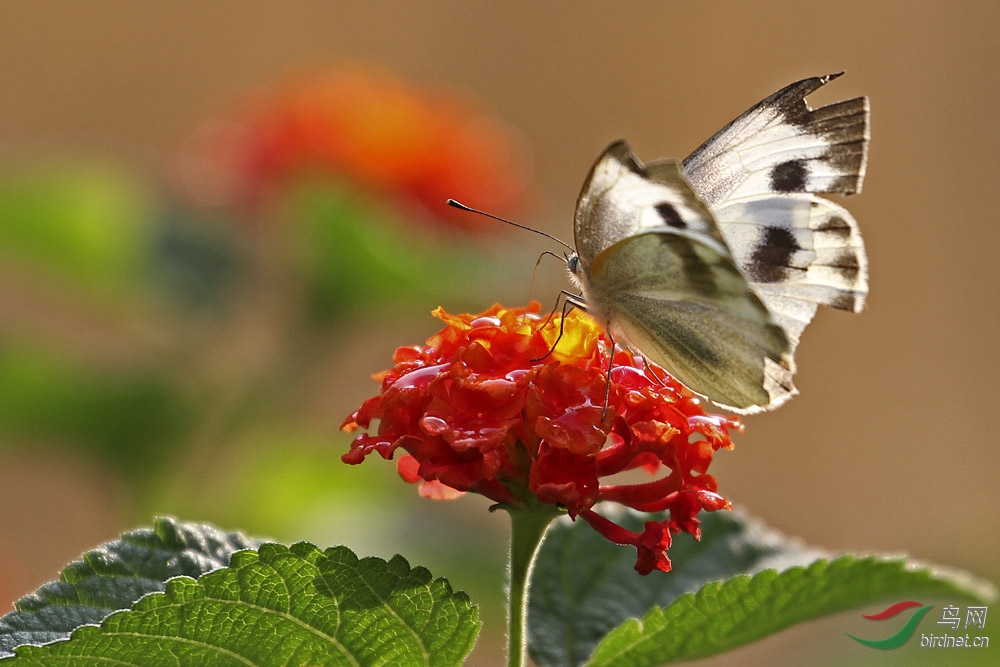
[183,65,529,229]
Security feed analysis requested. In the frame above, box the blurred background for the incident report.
[0,2,997,665]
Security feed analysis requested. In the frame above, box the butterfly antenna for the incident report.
[447,199,575,252]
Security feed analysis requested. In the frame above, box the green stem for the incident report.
[507,505,559,667]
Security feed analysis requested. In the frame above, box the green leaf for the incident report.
[0,517,259,657]
[588,555,994,666]
[527,506,826,667]
[527,507,995,667]
[0,521,480,666]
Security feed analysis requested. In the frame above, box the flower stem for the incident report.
[506,505,559,667]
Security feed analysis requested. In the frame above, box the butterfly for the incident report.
[567,73,869,413]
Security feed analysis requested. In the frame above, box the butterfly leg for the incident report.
[601,329,616,420]
[641,356,669,389]
[531,290,615,419]
[531,290,586,362]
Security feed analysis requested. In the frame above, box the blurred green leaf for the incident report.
[0,344,193,480]
[296,183,410,320]
[149,208,244,311]
[0,162,152,295]
[293,181,527,325]
[154,430,399,538]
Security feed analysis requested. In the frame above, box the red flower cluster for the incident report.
[183,64,528,229]
[341,304,740,574]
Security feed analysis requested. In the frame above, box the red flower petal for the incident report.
[342,303,739,573]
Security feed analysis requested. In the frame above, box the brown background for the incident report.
[1,2,997,665]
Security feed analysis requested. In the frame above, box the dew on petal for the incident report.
[469,316,502,328]
[390,362,450,390]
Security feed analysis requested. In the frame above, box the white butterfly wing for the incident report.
[682,73,869,206]
[570,75,869,413]
[682,73,869,349]
[570,142,795,412]
[574,141,727,266]
[713,195,868,351]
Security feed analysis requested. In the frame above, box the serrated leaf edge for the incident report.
[4,542,481,666]
[588,554,997,666]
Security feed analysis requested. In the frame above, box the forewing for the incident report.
[589,231,794,413]
[714,195,868,350]
[574,140,727,269]
[681,73,869,208]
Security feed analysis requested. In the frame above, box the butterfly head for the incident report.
[565,252,593,301]
[566,253,580,275]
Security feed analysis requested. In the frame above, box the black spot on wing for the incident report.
[814,214,851,239]
[827,249,860,269]
[770,159,808,192]
[655,203,686,229]
[829,293,859,311]
[748,227,800,283]
[824,249,861,284]
[830,173,863,194]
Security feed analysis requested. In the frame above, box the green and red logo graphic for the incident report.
[848,601,934,649]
